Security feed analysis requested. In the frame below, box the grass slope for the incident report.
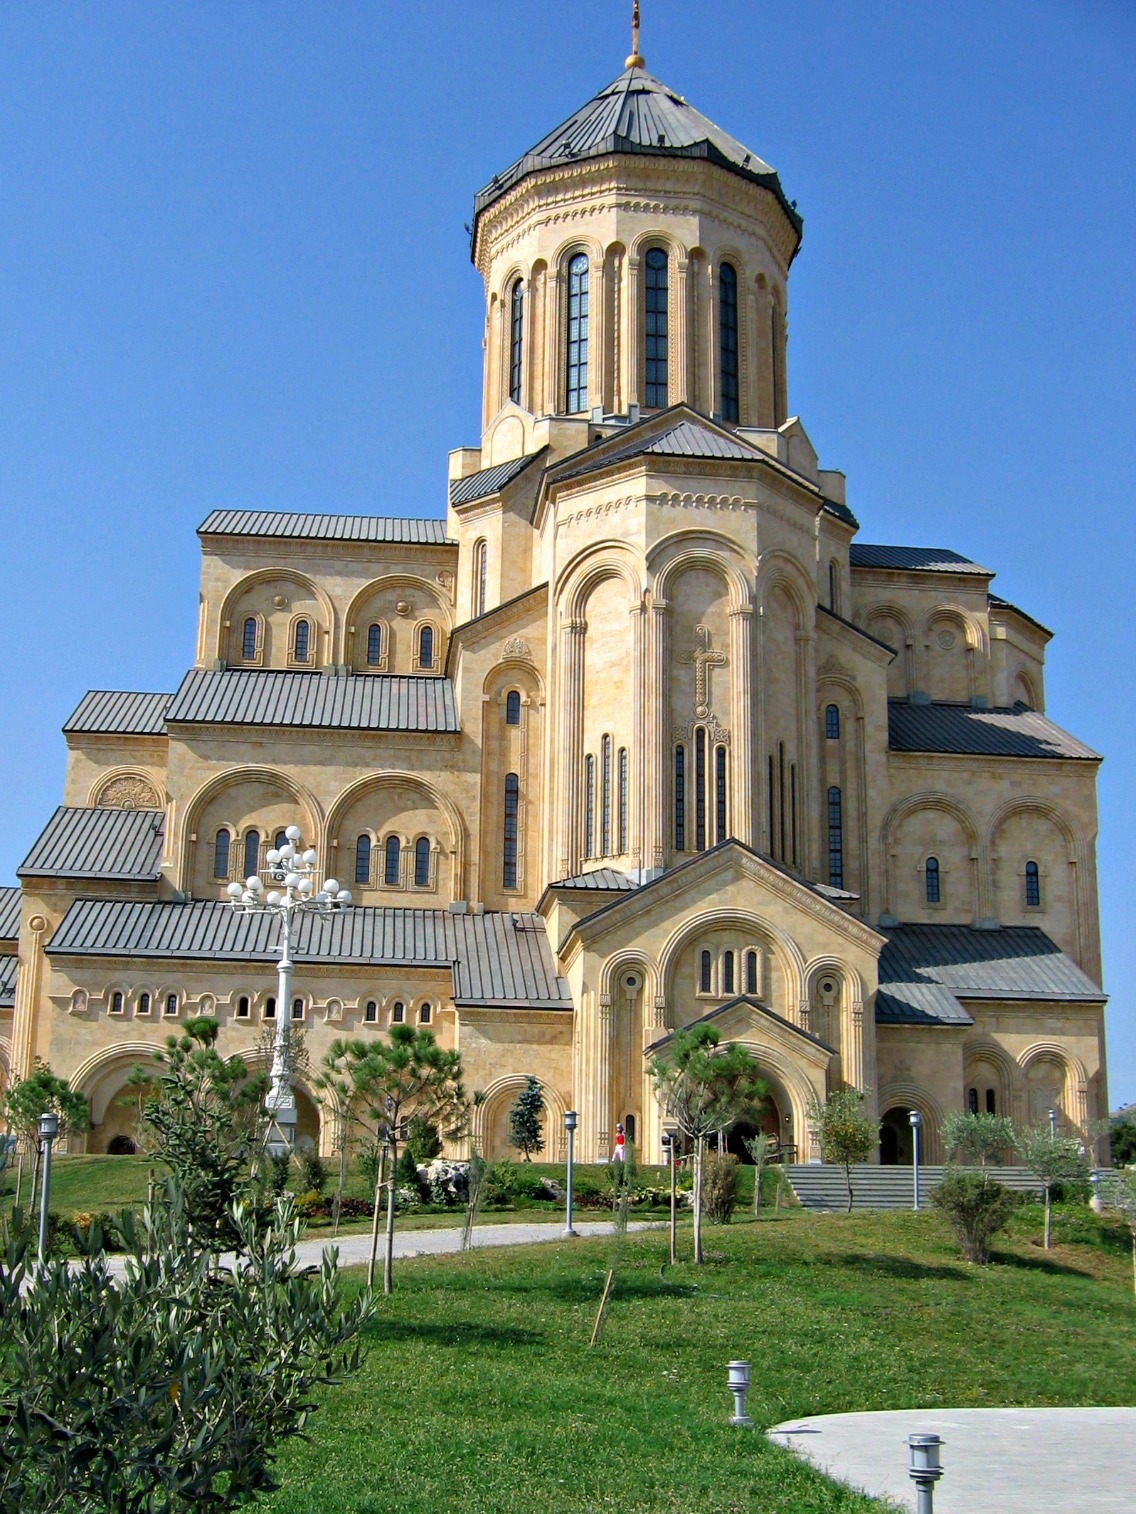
[265,1205,1136,1514]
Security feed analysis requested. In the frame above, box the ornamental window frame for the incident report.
[508,278,524,406]
[1024,859,1042,909]
[473,540,488,619]
[643,246,669,410]
[240,614,264,665]
[718,260,739,423]
[415,620,437,671]
[503,771,520,891]
[355,832,373,886]
[564,251,590,414]
[383,834,403,888]
[288,614,314,667]
[213,827,232,880]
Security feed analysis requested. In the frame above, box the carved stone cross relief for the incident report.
[680,624,727,719]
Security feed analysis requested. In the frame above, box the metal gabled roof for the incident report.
[876,923,1104,1027]
[0,954,16,1009]
[850,544,991,575]
[165,669,459,733]
[472,67,801,251]
[18,807,165,882]
[645,995,836,1056]
[988,592,1053,640]
[46,900,572,1010]
[449,451,544,507]
[554,414,761,486]
[0,886,21,941]
[63,690,171,736]
[551,868,639,891]
[888,701,1099,761]
[198,509,452,545]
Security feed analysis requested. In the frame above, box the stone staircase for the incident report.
[784,1164,1047,1212]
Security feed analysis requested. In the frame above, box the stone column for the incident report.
[674,256,689,404]
[796,628,818,875]
[596,994,613,1160]
[729,606,754,845]
[11,913,48,1081]
[626,254,640,409]
[645,599,669,872]
[556,618,587,877]
[706,262,718,417]
[630,600,645,867]
[546,266,563,415]
[591,256,605,413]
[611,249,623,414]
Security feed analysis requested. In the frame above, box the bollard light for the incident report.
[1090,1170,1104,1215]
[1048,1107,1058,1140]
[37,1111,60,1263]
[909,1109,922,1212]
[563,1111,578,1238]
[908,1433,943,1514]
[727,1360,752,1426]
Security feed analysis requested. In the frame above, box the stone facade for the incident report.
[0,61,1108,1164]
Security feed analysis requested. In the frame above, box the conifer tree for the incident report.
[508,1075,545,1162]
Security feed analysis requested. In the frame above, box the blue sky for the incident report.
[2,2,1134,1100]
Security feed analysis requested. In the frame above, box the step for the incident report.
[783,1164,1048,1212]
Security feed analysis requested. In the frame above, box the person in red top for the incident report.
[612,1122,626,1162]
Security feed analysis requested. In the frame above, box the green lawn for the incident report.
[263,1203,1136,1514]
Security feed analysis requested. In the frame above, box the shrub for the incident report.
[269,1152,291,1198]
[357,1141,383,1197]
[71,1211,123,1252]
[5,1207,69,1261]
[395,1145,425,1198]
[700,1153,740,1225]
[932,1172,1017,1263]
[404,1115,442,1164]
[296,1149,327,1196]
[293,1189,323,1219]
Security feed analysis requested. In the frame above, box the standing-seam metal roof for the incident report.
[876,923,1104,1026]
[18,808,165,881]
[0,955,17,1009]
[551,868,638,891]
[166,669,459,732]
[449,452,543,507]
[888,701,1099,761]
[46,900,571,1009]
[555,416,762,484]
[0,886,22,941]
[198,510,452,545]
[63,690,172,736]
[850,545,991,575]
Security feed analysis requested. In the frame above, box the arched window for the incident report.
[1025,860,1041,908]
[719,261,739,422]
[618,747,628,854]
[274,830,287,851]
[236,995,249,1019]
[293,619,310,663]
[164,993,178,1018]
[419,1003,432,1025]
[601,734,612,856]
[367,623,382,666]
[745,950,758,996]
[243,830,260,883]
[674,745,686,852]
[509,278,524,405]
[291,996,304,1020]
[715,745,728,844]
[418,624,434,668]
[825,704,840,740]
[391,1000,405,1023]
[503,772,519,889]
[644,247,669,409]
[355,834,371,885]
[699,950,712,994]
[474,540,488,618]
[925,856,941,905]
[827,786,843,889]
[265,995,276,1020]
[771,297,786,423]
[414,837,431,888]
[584,754,595,858]
[138,992,150,1016]
[694,728,707,851]
[213,829,231,879]
[242,617,258,661]
[723,950,735,995]
[968,1087,979,1115]
[365,1000,377,1023]
[110,991,124,1015]
[384,835,401,886]
[985,1089,996,1114]
[505,689,521,725]
[565,253,589,413]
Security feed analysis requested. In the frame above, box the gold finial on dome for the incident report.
[625,0,645,69]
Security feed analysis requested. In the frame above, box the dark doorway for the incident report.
[107,1135,136,1155]
[727,1095,783,1162]
[879,1107,914,1165]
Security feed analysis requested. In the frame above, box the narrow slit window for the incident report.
[715,745,727,844]
[601,735,612,856]
[699,949,712,994]
[503,772,519,889]
[565,253,589,414]
[745,950,758,995]
[274,831,287,851]
[644,247,669,409]
[242,617,258,661]
[618,747,628,854]
[509,279,523,404]
[291,996,303,1020]
[968,1087,979,1115]
[418,625,434,668]
[925,856,941,905]
[827,786,843,889]
[768,755,776,858]
[719,261,739,422]
[236,995,249,1019]
[138,991,151,1016]
[414,837,431,888]
[790,763,798,866]
[164,993,178,1018]
[825,704,840,740]
[293,619,310,663]
[243,830,260,882]
[778,744,786,863]
[584,754,595,859]
[419,1003,431,1025]
[355,834,371,885]
[392,1000,405,1023]
[110,991,124,1015]
[985,1089,996,1115]
[505,689,521,725]
[674,745,686,852]
[265,996,276,1020]
[695,728,707,851]
[828,561,838,612]
[723,950,735,995]
[213,829,231,880]
[384,835,401,886]
[367,623,382,666]
[1025,860,1041,908]
[365,1000,377,1024]
[474,540,487,618]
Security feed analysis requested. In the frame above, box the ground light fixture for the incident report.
[909,1109,922,1211]
[726,1360,752,1426]
[661,1130,677,1264]
[225,825,352,1152]
[563,1110,578,1237]
[907,1432,944,1512]
[37,1110,59,1261]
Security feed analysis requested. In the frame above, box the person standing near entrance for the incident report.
[611,1122,626,1162]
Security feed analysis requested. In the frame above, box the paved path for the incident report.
[767,1407,1136,1513]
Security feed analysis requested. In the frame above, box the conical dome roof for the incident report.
[472,66,801,251]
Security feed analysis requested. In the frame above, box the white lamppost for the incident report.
[37,1111,59,1262]
[909,1109,922,1212]
[225,824,352,1154]
[563,1111,578,1237]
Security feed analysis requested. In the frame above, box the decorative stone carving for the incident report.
[272,594,288,609]
[672,713,730,745]
[396,601,411,616]
[95,774,161,810]
[680,624,726,718]
[502,636,532,660]
[818,654,852,678]
[324,998,343,1023]
[69,989,88,1015]
[936,629,956,650]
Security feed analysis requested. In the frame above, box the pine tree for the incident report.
[508,1076,545,1161]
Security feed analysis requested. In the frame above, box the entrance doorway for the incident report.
[879,1106,915,1165]
[727,1092,783,1162]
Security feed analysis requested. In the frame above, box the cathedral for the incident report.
[0,39,1109,1166]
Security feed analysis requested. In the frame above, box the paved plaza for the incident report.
[768,1406,1136,1513]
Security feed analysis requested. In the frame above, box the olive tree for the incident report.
[942,1110,1016,1172]
[1016,1125,1092,1250]
[807,1087,878,1213]
[649,1024,766,1263]
[1100,1167,1136,1296]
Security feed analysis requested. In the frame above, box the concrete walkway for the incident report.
[767,1407,1136,1513]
